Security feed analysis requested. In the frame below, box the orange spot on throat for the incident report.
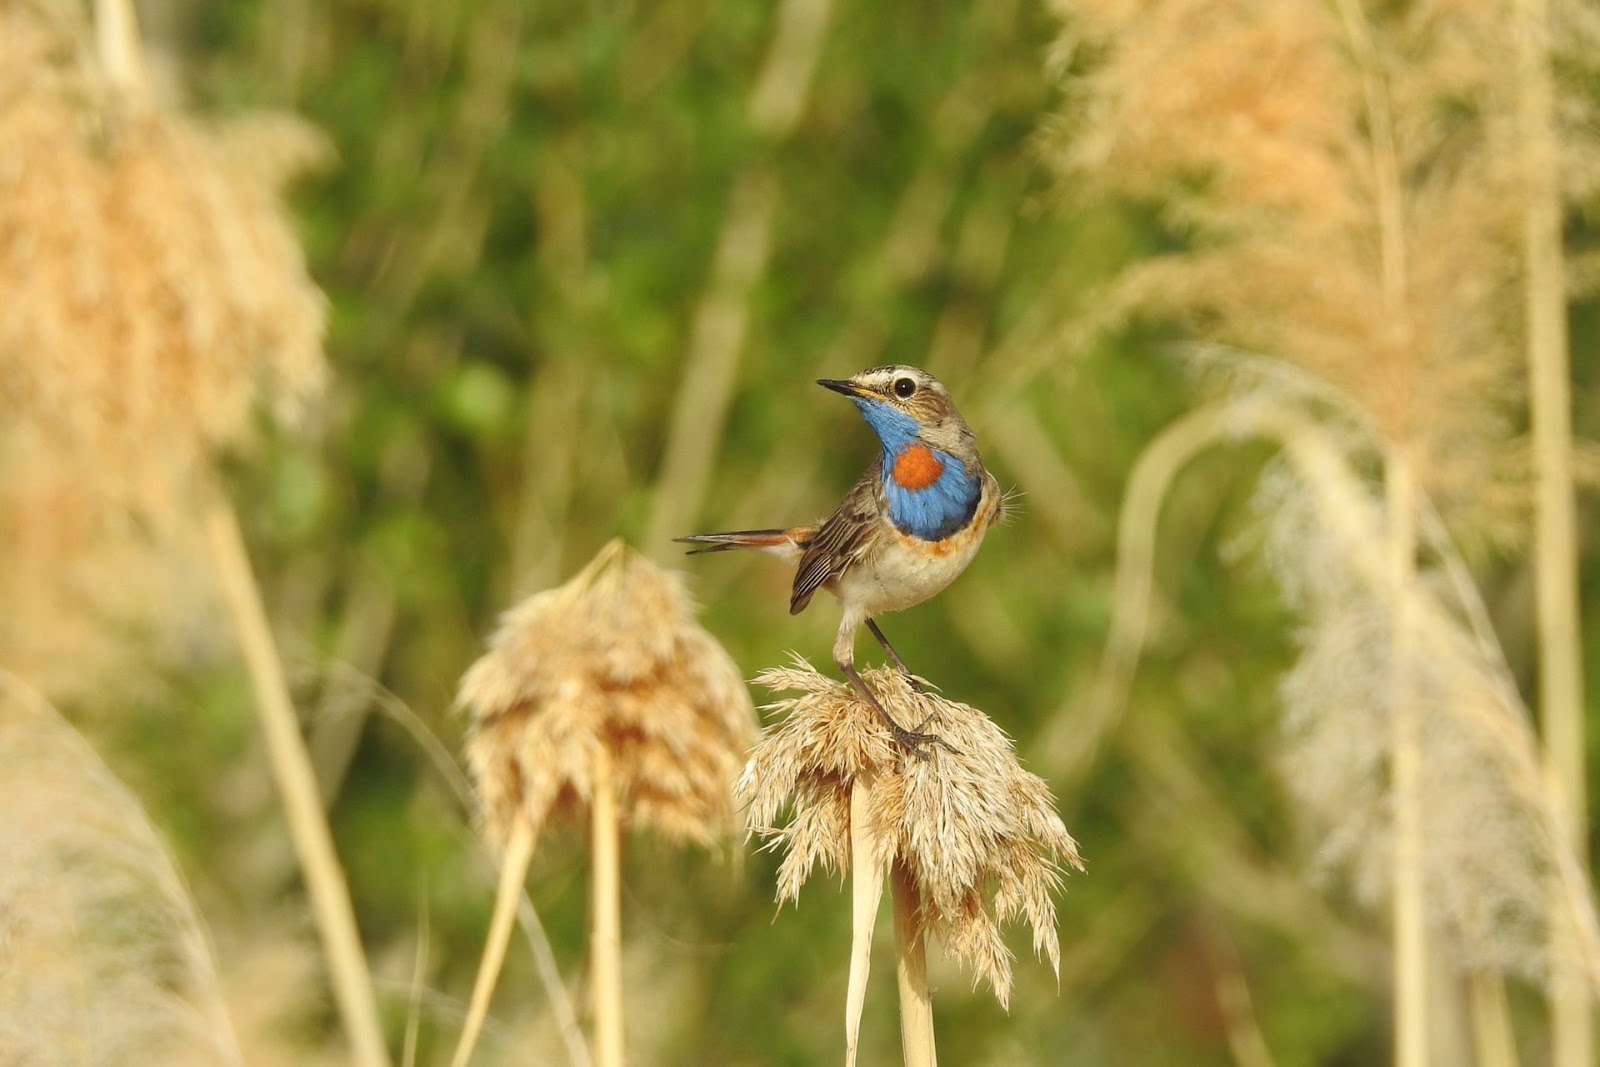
[892,443,944,490]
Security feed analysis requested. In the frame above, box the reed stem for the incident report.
[1468,970,1521,1067]
[450,818,536,1067]
[203,494,391,1067]
[890,858,936,1067]
[846,773,886,1067]
[1513,0,1591,1061]
[1384,446,1428,1067]
[591,745,624,1067]
[93,0,148,98]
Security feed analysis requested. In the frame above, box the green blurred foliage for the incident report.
[94,0,1600,1063]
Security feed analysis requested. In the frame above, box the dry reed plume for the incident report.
[454,538,758,1067]
[460,538,758,851]
[0,2,327,698]
[1049,0,1597,545]
[1243,409,1595,985]
[738,659,1081,1063]
[0,7,391,1064]
[1050,0,1600,1061]
[0,4,325,483]
[0,674,241,1067]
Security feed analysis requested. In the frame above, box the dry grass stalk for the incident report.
[1513,0,1593,1060]
[589,743,623,1067]
[891,858,937,1067]
[0,673,242,1067]
[202,497,391,1067]
[738,658,1082,1060]
[455,538,758,1067]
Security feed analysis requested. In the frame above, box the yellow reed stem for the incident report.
[1384,446,1428,1067]
[846,773,886,1067]
[591,745,624,1067]
[203,495,391,1067]
[1513,0,1591,1061]
[1468,970,1521,1067]
[450,818,536,1067]
[890,859,936,1067]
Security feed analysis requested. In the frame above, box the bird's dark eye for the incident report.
[892,377,916,399]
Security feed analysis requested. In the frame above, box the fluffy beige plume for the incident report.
[1050,0,1600,1014]
[738,659,1083,1008]
[459,538,759,849]
[1252,446,1595,984]
[0,3,328,697]
[0,426,217,702]
[0,676,241,1066]
[1048,0,1585,547]
[0,4,326,483]
[454,539,756,1067]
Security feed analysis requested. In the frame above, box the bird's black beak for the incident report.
[817,377,868,399]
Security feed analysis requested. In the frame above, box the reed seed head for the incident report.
[0,4,327,697]
[1258,453,1583,983]
[0,679,241,1066]
[0,3,327,497]
[458,539,759,852]
[738,658,1083,1008]
[1048,0,1577,548]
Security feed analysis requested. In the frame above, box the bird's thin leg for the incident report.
[864,617,924,692]
[836,612,950,755]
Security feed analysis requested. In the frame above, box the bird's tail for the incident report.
[674,525,817,558]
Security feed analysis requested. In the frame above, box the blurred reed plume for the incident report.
[0,3,325,483]
[1050,0,1600,1061]
[460,537,758,851]
[0,6,390,1064]
[1051,0,1575,546]
[738,659,1081,1064]
[0,674,241,1067]
[1257,438,1581,983]
[454,537,758,1067]
[0,0,327,698]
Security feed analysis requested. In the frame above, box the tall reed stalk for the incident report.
[845,774,884,1067]
[450,819,537,1067]
[1513,0,1591,1062]
[1384,448,1428,1067]
[203,494,392,1067]
[890,859,936,1067]
[589,745,624,1067]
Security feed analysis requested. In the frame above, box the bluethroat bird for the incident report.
[676,365,1002,751]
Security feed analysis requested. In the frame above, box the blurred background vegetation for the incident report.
[4,0,1600,1064]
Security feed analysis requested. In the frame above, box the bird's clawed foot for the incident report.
[886,715,955,758]
[839,659,954,758]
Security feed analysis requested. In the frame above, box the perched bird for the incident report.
[676,364,1002,751]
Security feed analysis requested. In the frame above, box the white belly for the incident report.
[836,476,999,616]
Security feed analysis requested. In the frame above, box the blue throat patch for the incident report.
[851,397,981,541]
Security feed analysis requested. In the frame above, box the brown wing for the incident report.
[789,459,884,614]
